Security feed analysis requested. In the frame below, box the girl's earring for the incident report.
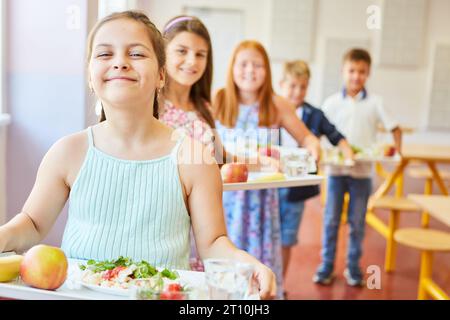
[95,99,102,116]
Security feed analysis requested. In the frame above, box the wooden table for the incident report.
[373,144,450,199]
[408,194,450,227]
[377,125,415,134]
[366,145,450,272]
[223,172,323,191]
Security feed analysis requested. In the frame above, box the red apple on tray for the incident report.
[383,145,396,157]
[221,163,249,183]
[258,145,280,160]
[20,244,68,290]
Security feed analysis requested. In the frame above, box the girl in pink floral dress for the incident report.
[160,100,215,151]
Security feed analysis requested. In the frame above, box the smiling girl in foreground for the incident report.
[0,11,276,299]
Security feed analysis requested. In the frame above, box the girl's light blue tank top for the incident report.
[61,127,191,270]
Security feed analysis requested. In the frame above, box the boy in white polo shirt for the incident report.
[313,49,402,286]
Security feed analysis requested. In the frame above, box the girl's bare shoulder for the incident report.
[43,129,90,185]
[51,129,89,157]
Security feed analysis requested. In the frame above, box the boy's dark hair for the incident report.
[343,48,371,67]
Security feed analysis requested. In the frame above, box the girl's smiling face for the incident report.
[233,48,266,94]
[89,18,164,107]
[166,31,208,87]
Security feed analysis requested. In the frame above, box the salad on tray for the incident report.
[78,256,190,299]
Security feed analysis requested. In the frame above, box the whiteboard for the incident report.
[428,44,450,130]
[184,7,244,91]
[268,0,316,61]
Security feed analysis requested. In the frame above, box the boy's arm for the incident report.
[376,98,402,153]
[337,139,354,160]
[318,110,345,147]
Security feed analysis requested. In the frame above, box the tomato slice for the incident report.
[102,269,114,280]
[159,292,172,300]
[167,283,182,292]
[111,266,126,278]
[102,266,127,280]
[159,291,185,300]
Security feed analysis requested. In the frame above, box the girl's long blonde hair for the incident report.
[213,40,277,128]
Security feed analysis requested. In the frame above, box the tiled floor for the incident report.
[284,196,450,300]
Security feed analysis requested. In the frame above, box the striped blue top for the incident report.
[61,127,191,270]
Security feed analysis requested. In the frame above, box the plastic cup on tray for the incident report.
[203,259,258,300]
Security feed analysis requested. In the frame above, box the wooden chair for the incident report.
[367,166,423,272]
[395,228,450,300]
[407,167,450,227]
[367,196,421,272]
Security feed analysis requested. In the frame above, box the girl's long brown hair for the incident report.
[213,40,277,128]
[162,16,215,129]
[86,11,165,122]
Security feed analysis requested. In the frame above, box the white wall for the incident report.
[144,0,272,44]
[282,0,449,131]
[0,115,10,225]
[6,0,89,246]
[0,0,7,225]
[0,126,5,225]
[139,0,450,144]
